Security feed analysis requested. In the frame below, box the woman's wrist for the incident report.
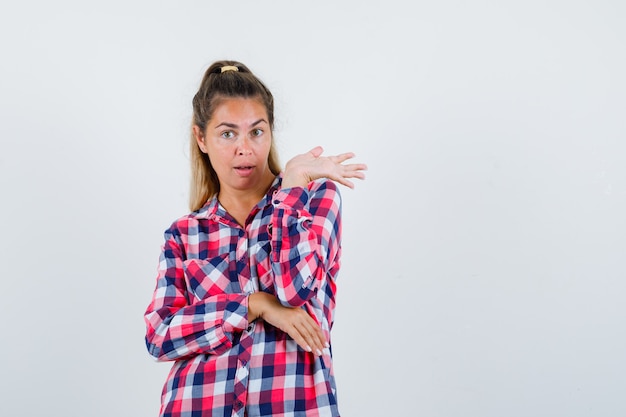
[280,170,309,189]
[248,292,273,322]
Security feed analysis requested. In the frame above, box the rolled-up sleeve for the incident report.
[270,179,342,307]
[144,227,249,362]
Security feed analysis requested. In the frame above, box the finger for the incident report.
[332,171,365,188]
[350,163,368,172]
[289,327,313,353]
[303,322,327,355]
[329,152,356,164]
[335,178,355,189]
[308,146,324,158]
[294,315,327,355]
[289,323,323,355]
[342,164,368,178]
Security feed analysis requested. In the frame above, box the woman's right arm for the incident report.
[144,228,249,362]
[248,292,328,356]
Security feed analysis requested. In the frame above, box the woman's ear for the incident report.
[193,125,207,153]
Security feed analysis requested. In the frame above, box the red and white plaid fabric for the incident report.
[144,177,342,417]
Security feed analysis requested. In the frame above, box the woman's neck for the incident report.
[218,174,276,226]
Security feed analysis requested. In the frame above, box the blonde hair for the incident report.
[189,60,281,211]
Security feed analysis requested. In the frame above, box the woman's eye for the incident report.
[252,128,263,137]
[221,131,235,139]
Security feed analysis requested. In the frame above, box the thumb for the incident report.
[308,146,324,158]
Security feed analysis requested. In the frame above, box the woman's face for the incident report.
[194,97,274,196]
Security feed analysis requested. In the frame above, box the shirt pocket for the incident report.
[183,255,238,301]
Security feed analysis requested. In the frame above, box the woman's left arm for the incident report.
[270,146,366,307]
[270,179,342,307]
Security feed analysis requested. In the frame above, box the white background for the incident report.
[1,1,625,416]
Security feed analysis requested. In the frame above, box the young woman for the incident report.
[144,60,366,417]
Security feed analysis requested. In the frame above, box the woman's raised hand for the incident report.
[281,146,367,189]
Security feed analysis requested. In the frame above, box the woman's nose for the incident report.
[237,140,252,156]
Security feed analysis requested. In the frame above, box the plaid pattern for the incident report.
[145,177,342,417]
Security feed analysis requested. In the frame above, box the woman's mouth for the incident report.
[234,165,254,176]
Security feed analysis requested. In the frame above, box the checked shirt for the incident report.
[144,177,342,417]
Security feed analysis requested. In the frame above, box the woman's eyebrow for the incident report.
[251,118,268,127]
[214,122,237,129]
[214,119,268,129]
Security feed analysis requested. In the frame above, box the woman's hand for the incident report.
[249,292,328,356]
[281,146,367,189]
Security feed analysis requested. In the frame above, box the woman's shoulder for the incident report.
[163,203,213,237]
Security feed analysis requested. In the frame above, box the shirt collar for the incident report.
[191,175,282,220]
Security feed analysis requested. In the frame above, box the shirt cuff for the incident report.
[272,186,310,210]
[221,294,249,334]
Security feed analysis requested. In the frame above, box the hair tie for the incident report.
[220,65,239,73]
